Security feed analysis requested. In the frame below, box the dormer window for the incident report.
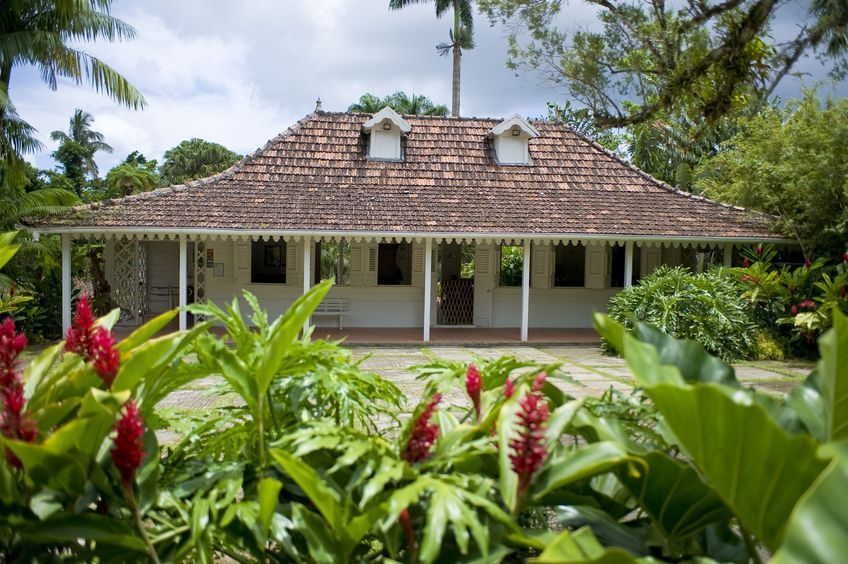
[491,115,539,166]
[362,107,411,161]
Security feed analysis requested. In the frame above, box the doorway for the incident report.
[437,242,474,325]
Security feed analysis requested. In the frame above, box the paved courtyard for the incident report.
[156,344,814,416]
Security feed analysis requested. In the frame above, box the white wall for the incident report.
[146,241,180,314]
[491,287,617,328]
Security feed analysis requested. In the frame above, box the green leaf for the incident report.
[0,439,85,494]
[117,309,179,353]
[818,309,848,441]
[773,441,848,563]
[532,526,639,563]
[0,231,20,270]
[291,503,343,564]
[20,513,148,552]
[258,280,332,395]
[258,477,283,538]
[23,342,64,400]
[532,442,638,501]
[96,308,121,331]
[497,392,522,513]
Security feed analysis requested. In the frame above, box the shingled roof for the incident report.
[32,112,781,241]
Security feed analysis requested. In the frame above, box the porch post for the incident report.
[423,238,433,342]
[723,243,733,267]
[520,239,531,341]
[178,236,187,330]
[303,237,312,333]
[61,233,72,335]
[624,241,634,288]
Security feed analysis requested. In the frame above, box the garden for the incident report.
[1,231,847,563]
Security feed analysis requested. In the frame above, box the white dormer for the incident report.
[362,107,411,161]
[491,115,540,165]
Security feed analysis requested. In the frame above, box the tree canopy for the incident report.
[348,91,450,116]
[159,138,242,186]
[50,109,112,196]
[695,90,848,259]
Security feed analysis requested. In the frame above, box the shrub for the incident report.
[606,265,756,360]
[751,330,785,360]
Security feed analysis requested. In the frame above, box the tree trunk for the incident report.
[451,3,461,117]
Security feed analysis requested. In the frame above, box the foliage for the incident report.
[4,245,848,562]
[696,91,848,258]
[104,153,160,198]
[732,243,848,357]
[49,109,113,197]
[499,245,523,286]
[480,0,848,131]
[159,138,241,186]
[348,91,449,116]
[606,265,756,360]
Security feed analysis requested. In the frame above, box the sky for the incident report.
[14,0,846,173]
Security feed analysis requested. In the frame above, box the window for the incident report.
[499,245,524,286]
[314,241,351,285]
[251,240,286,283]
[377,242,412,285]
[610,244,641,287]
[554,243,585,287]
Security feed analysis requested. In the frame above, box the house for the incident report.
[29,107,786,342]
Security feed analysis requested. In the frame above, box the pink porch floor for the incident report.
[114,319,599,346]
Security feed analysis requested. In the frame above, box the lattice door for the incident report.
[439,279,474,325]
[193,240,208,322]
[112,238,147,326]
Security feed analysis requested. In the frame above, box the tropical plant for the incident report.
[0,231,30,314]
[50,109,113,196]
[159,138,241,186]
[0,0,144,180]
[348,91,449,116]
[389,0,474,116]
[105,157,160,198]
[606,265,756,361]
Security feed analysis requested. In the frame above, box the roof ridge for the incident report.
[71,113,318,212]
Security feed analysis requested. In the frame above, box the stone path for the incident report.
[156,345,814,418]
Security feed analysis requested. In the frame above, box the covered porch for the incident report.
[54,229,748,343]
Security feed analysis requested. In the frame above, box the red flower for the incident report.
[0,318,36,467]
[66,296,120,386]
[403,394,441,464]
[532,372,547,392]
[112,401,145,487]
[840,286,847,298]
[791,305,798,316]
[504,378,515,399]
[743,258,750,268]
[804,257,812,269]
[755,245,763,255]
[466,364,482,422]
[799,299,817,311]
[399,508,417,556]
[90,327,120,385]
[509,388,549,500]
[843,252,848,263]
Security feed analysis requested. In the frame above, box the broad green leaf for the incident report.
[117,309,179,352]
[20,513,148,552]
[0,439,86,494]
[784,370,826,441]
[258,477,283,538]
[773,441,848,563]
[532,442,638,501]
[818,309,848,441]
[532,526,639,563]
[596,315,828,550]
[0,232,20,270]
[258,280,332,395]
[291,503,343,564]
[23,342,64,400]
[96,308,121,331]
[617,451,731,539]
[497,392,522,513]
[555,506,648,557]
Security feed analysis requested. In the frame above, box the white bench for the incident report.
[312,298,350,329]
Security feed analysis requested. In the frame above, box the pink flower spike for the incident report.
[112,401,145,487]
[743,258,750,268]
[532,372,547,393]
[509,389,550,502]
[466,364,482,422]
[755,245,763,255]
[90,326,120,385]
[804,257,812,269]
[403,394,441,464]
[66,295,96,355]
[504,378,515,399]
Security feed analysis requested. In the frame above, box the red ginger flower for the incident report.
[509,382,550,500]
[743,258,750,268]
[755,245,763,255]
[804,257,812,269]
[0,318,36,467]
[504,378,515,399]
[403,394,441,464]
[791,305,798,316]
[843,251,848,263]
[466,364,482,422]
[112,401,145,487]
[66,296,120,385]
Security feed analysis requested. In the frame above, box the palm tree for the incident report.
[50,109,113,178]
[159,139,242,186]
[348,91,449,116]
[0,0,144,180]
[105,162,159,197]
[389,0,475,117]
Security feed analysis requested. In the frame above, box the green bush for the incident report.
[751,330,786,360]
[606,265,756,361]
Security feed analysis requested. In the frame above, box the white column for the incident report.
[723,243,733,267]
[423,238,433,342]
[520,240,531,341]
[624,241,634,288]
[303,237,312,332]
[178,236,188,330]
[61,234,72,335]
